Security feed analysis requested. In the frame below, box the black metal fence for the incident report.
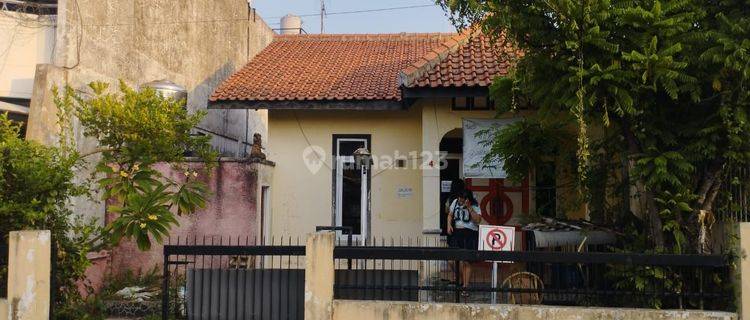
[333,246,733,311]
[718,165,750,222]
[162,237,306,320]
[162,236,734,320]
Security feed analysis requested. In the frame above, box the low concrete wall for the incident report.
[332,300,736,320]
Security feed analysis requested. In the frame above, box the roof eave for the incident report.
[401,85,490,99]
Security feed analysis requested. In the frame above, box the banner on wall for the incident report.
[462,118,519,178]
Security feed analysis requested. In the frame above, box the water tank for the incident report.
[280,14,302,35]
[141,79,187,103]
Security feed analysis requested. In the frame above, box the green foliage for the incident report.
[483,115,575,183]
[0,112,99,318]
[54,81,215,250]
[1,79,215,318]
[439,0,750,252]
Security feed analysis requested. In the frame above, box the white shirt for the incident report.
[450,199,480,231]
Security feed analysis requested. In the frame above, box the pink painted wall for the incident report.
[106,160,260,275]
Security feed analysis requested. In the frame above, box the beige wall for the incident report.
[267,100,534,240]
[268,108,423,240]
[25,0,275,223]
[0,11,55,99]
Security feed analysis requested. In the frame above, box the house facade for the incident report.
[210,31,553,242]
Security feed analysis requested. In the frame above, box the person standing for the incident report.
[446,190,482,295]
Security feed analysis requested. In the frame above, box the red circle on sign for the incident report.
[485,229,507,250]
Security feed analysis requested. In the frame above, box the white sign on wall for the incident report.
[463,118,520,178]
[397,187,413,199]
[441,180,453,193]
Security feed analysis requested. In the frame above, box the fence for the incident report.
[162,235,733,320]
[332,246,732,311]
[162,237,306,320]
[718,166,750,222]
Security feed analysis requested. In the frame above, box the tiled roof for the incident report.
[401,31,520,88]
[209,33,454,103]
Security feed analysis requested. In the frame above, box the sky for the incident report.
[252,0,457,34]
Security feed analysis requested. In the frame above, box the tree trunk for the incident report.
[620,120,666,249]
[695,158,725,211]
[643,189,665,250]
[695,162,724,254]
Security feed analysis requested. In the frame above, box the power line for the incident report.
[267,4,437,20]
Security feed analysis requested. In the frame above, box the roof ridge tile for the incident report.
[398,28,476,87]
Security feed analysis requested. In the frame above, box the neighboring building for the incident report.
[0,4,56,135]
[12,0,275,224]
[209,31,568,242]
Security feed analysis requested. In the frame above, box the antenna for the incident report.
[319,0,326,33]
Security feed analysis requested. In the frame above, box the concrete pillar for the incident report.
[421,100,442,234]
[0,299,7,320]
[25,64,68,145]
[6,230,52,320]
[305,231,334,320]
[739,223,750,319]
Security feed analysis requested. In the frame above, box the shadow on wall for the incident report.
[192,62,266,157]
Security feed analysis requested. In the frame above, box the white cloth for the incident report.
[462,118,519,178]
[450,199,480,231]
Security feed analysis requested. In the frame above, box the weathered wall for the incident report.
[106,160,269,275]
[26,0,275,223]
[0,11,55,99]
[267,108,423,240]
[331,300,736,320]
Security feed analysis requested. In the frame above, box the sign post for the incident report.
[478,225,516,304]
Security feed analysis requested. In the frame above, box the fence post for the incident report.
[739,223,750,319]
[304,231,334,320]
[162,246,170,320]
[6,230,51,320]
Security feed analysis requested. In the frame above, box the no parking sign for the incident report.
[478,225,517,304]
[478,225,515,252]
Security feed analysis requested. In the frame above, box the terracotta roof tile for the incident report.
[210,33,454,103]
[402,32,520,89]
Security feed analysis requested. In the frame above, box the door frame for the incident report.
[331,134,372,242]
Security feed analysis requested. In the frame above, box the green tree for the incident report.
[55,81,215,250]
[0,80,215,319]
[439,0,750,253]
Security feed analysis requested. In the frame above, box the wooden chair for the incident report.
[501,271,544,304]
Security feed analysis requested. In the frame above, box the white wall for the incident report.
[0,11,55,99]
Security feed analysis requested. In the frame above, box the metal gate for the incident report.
[162,237,305,320]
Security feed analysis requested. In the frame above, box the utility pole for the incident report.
[320,0,325,33]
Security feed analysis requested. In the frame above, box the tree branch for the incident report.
[78,147,115,159]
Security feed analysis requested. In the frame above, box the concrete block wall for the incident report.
[1,230,51,320]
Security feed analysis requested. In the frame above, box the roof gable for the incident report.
[401,31,520,89]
